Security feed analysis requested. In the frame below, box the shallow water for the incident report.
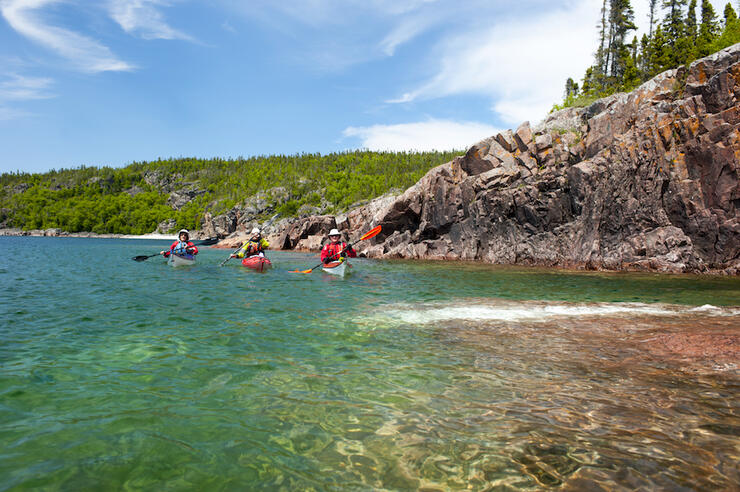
[1,237,738,490]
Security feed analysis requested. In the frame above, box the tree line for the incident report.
[555,0,740,110]
[0,150,459,235]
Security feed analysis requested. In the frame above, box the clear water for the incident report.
[1,237,738,490]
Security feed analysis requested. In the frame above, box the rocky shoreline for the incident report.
[5,45,739,276]
[201,45,740,276]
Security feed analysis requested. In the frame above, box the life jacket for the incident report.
[172,240,189,255]
[241,239,264,257]
[322,242,346,262]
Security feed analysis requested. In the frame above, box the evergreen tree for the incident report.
[639,34,652,77]
[686,0,698,40]
[564,78,579,99]
[650,25,672,75]
[697,0,720,56]
[621,36,642,90]
[678,0,698,63]
[663,0,688,59]
[608,0,637,82]
[724,2,738,25]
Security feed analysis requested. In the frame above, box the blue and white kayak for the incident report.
[168,253,196,267]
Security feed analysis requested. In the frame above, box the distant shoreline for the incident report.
[0,228,177,240]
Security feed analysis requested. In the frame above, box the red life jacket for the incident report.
[321,242,355,262]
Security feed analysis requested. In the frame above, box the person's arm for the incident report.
[261,238,269,250]
[187,241,198,255]
[320,244,331,263]
[161,241,177,257]
[233,243,247,258]
[345,243,357,258]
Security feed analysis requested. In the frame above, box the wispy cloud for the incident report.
[0,73,54,100]
[379,14,435,56]
[0,0,133,72]
[387,2,600,125]
[0,105,32,120]
[343,119,500,152]
[222,0,449,69]
[108,0,193,41]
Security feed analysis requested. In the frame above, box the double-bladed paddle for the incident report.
[131,237,219,262]
[289,225,381,273]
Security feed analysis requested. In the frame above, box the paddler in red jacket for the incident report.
[321,228,356,264]
[160,229,199,258]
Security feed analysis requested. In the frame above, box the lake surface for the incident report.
[1,237,738,490]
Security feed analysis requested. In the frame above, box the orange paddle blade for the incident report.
[360,225,382,241]
[289,269,313,273]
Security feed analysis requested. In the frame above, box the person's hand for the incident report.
[160,251,165,255]
[230,254,236,258]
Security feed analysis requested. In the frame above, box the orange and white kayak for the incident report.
[322,260,348,276]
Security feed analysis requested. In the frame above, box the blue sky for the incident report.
[0,0,718,174]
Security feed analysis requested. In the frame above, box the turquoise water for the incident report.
[1,237,738,490]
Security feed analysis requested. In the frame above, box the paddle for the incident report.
[289,225,381,273]
[219,244,243,267]
[131,237,218,262]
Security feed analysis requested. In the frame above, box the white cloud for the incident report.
[0,73,54,100]
[343,119,501,152]
[0,0,133,72]
[108,0,193,41]
[388,2,600,125]
[379,15,434,56]
[0,105,32,120]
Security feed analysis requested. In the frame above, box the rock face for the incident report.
[252,44,740,274]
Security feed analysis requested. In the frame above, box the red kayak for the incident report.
[241,256,272,272]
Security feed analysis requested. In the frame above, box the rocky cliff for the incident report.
[211,44,740,274]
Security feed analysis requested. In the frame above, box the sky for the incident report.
[0,0,724,174]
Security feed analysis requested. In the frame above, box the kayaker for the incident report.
[231,227,269,259]
[161,229,199,258]
[321,228,356,264]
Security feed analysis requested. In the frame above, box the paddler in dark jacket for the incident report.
[160,229,198,258]
[321,228,356,264]
[231,227,269,259]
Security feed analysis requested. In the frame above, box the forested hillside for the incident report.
[555,0,740,109]
[0,151,459,235]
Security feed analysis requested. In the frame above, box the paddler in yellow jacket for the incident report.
[231,227,269,259]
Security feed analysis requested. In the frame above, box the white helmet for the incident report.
[178,229,189,238]
[251,227,261,235]
[328,228,341,236]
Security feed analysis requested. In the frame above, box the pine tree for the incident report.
[663,0,689,59]
[650,25,672,75]
[564,78,579,99]
[608,0,637,82]
[678,0,698,63]
[697,0,720,56]
[621,35,642,90]
[724,3,738,25]
[639,34,652,77]
[686,0,698,40]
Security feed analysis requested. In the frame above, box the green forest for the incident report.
[554,0,740,110]
[0,151,459,235]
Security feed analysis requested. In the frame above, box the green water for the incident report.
[1,237,738,490]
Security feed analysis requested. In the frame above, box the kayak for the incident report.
[322,260,348,276]
[168,253,196,267]
[241,256,272,272]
